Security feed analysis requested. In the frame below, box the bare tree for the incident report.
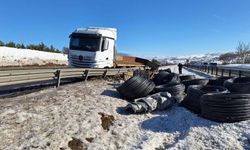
[219,52,237,64]
[236,41,250,63]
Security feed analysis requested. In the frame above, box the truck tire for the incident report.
[154,83,185,96]
[117,76,155,101]
[201,93,250,122]
[160,68,171,73]
[153,72,180,85]
[179,75,196,82]
[208,77,231,86]
[224,77,250,93]
[181,85,228,114]
[215,77,232,86]
[153,71,170,85]
[182,78,209,92]
[207,78,217,85]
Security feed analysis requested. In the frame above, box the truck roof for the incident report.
[73,27,117,40]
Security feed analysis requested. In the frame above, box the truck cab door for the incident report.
[100,38,114,67]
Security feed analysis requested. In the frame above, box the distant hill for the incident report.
[148,53,221,65]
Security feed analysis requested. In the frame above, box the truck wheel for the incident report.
[117,76,155,101]
[201,93,250,122]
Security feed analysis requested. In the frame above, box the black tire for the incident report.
[161,68,171,73]
[153,71,170,85]
[201,93,250,122]
[153,73,180,85]
[207,78,217,85]
[215,77,232,86]
[181,85,228,114]
[179,75,196,82]
[154,83,185,96]
[182,78,209,92]
[117,76,155,101]
[224,77,250,93]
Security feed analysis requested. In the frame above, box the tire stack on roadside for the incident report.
[117,68,250,123]
[200,77,250,122]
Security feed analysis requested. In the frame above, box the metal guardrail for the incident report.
[188,65,250,77]
[0,68,134,87]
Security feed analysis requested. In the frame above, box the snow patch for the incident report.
[0,46,68,67]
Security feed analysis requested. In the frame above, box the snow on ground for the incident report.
[0,46,68,67]
[161,65,213,79]
[222,64,250,70]
[0,66,250,150]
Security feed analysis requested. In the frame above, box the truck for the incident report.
[68,27,158,69]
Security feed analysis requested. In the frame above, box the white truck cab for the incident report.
[68,27,117,68]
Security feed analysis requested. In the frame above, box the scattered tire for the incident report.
[215,77,232,86]
[182,78,209,92]
[224,77,250,93]
[201,93,250,123]
[179,75,196,82]
[207,78,217,86]
[153,73,180,85]
[154,83,185,96]
[117,76,155,101]
[181,85,228,113]
[162,68,171,73]
[153,71,170,85]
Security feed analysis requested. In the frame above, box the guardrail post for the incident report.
[221,69,224,77]
[211,67,214,75]
[239,71,242,78]
[103,69,108,78]
[207,67,210,74]
[229,70,232,77]
[56,70,61,88]
[84,70,89,81]
[216,67,218,76]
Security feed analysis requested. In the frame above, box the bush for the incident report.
[0,40,4,46]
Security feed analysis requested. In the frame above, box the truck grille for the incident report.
[69,55,96,68]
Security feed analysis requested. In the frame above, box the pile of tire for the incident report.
[201,93,250,122]
[181,85,228,113]
[154,83,186,103]
[117,76,155,101]
[199,76,250,122]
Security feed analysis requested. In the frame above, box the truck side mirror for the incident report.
[102,39,109,51]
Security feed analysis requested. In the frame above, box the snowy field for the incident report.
[0,46,68,67]
[222,64,250,70]
[0,66,250,150]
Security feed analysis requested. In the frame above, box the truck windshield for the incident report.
[70,36,101,51]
